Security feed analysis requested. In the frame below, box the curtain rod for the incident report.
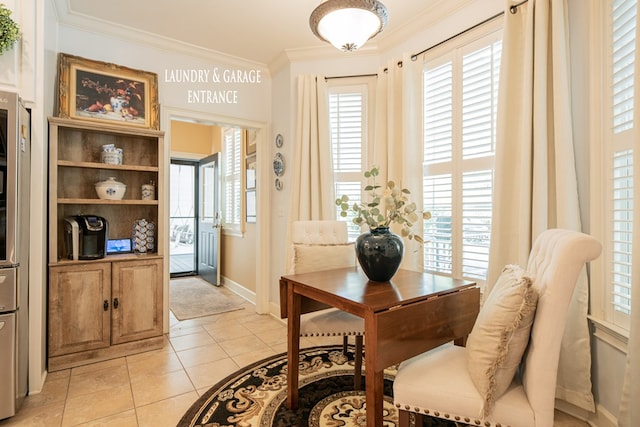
[325,0,528,80]
[409,0,528,61]
[325,73,377,80]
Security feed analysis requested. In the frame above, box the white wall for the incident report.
[56,28,270,124]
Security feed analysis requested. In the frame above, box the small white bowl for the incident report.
[95,177,126,200]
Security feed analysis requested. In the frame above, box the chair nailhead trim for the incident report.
[396,406,507,427]
[300,332,362,337]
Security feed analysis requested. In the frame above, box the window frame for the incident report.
[327,77,376,241]
[221,126,243,236]
[421,21,502,288]
[589,0,635,336]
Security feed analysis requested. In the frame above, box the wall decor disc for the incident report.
[275,133,284,148]
[273,152,285,177]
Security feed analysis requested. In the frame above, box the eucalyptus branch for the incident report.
[336,166,431,243]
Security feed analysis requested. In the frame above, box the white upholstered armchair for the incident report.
[287,220,365,389]
[393,229,602,427]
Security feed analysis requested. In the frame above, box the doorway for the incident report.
[169,160,197,276]
[169,155,221,284]
[163,109,270,325]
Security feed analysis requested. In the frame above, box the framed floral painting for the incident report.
[57,53,159,129]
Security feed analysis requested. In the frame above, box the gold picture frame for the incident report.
[57,53,159,129]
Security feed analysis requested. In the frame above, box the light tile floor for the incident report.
[1,289,589,427]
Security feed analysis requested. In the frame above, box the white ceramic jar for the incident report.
[95,177,126,200]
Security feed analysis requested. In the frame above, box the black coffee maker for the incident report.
[63,215,108,260]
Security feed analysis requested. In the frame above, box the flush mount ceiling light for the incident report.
[309,0,389,52]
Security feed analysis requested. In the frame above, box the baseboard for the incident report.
[220,275,256,305]
[555,400,617,427]
[220,276,286,325]
[588,404,617,427]
[270,300,285,321]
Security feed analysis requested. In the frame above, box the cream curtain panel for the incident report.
[487,0,594,412]
[285,75,335,272]
[617,7,640,424]
[373,54,423,271]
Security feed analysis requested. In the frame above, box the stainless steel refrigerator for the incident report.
[0,91,30,420]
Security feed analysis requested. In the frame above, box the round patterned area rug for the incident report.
[179,345,465,427]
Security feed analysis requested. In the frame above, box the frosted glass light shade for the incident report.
[310,0,389,52]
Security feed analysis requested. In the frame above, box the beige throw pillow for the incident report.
[466,264,538,418]
[293,243,355,274]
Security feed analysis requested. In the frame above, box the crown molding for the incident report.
[53,1,270,72]
[377,0,494,53]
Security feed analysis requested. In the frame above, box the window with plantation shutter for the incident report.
[611,150,633,320]
[422,28,501,284]
[329,83,370,241]
[599,0,636,330]
[222,127,242,232]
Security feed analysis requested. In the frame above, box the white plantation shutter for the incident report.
[613,0,636,133]
[423,30,501,283]
[462,170,493,279]
[223,127,242,230]
[423,174,453,273]
[612,150,633,319]
[462,42,501,159]
[424,61,453,164]
[604,0,636,329]
[330,91,363,173]
[329,86,367,240]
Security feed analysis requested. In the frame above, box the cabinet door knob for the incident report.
[103,300,109,311]
[113,298,119,309]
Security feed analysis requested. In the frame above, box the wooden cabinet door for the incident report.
[48,263,111,357]
[111,258,163,345]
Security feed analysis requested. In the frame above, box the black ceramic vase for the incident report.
[355,226,404,282]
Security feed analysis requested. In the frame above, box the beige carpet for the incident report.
[169,276,245,320]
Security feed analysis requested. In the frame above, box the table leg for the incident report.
[365,367,384,427]
[365,316,383,427]
[286,284,301,409]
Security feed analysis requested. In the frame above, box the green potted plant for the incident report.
[336,166,431,281]
[0,3,20,56]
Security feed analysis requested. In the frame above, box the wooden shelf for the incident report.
[49,253,163,267]
[58,160,159,172]
[57,198,159,205]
